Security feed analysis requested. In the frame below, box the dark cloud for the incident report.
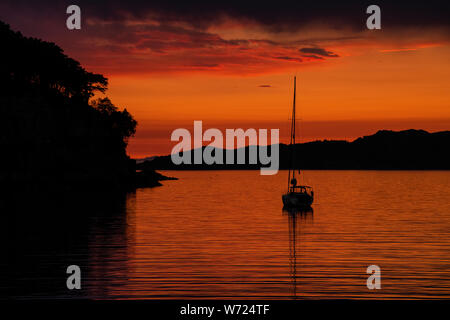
[258,85,272,88]
[302,54,324,60]
[1,0,449,33]
[93,1,450,32]
[274,56,303,62]
[299,47,339,57]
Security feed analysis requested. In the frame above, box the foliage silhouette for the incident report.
[0,21,166,192]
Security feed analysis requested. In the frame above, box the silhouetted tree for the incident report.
[0,20,140,191]
[0,21,107,102]
[91,97,137,146]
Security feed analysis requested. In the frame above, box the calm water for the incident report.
[5,170,450,299]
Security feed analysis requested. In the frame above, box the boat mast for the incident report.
[288,77,297,191]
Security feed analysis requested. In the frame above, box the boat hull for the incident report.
[282,192,313,208]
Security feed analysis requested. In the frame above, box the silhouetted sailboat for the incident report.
[282,77,314,208]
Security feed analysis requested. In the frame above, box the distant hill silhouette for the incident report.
[139,129,450,170]
[0,21,169,192]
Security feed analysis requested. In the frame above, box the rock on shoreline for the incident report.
[134,169,178,188]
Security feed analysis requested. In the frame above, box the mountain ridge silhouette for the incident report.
[139,129,450,170]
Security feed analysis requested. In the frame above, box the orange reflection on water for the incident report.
[84,170,450,299]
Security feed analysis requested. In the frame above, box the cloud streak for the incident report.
[299,47,339,57]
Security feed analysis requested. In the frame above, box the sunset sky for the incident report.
[1,1,449,157]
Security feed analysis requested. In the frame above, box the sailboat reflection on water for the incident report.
[283,206,313,298]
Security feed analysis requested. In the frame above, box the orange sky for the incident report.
[1,2,449,158]
[104,34,450,157]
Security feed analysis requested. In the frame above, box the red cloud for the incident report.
[69,21,339,75]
